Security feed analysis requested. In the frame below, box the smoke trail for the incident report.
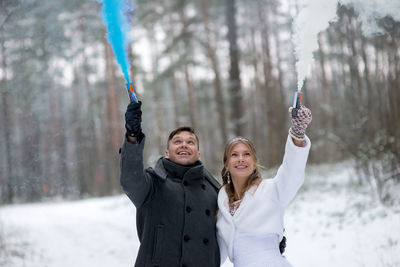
[293,0,400,91]
[100,0,133,83]
[293,0,338,91]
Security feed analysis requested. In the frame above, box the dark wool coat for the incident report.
[120,138,221,267]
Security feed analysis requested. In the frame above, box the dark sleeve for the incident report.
[120,137,153,207]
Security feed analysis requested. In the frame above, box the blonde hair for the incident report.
[221,137,262,205]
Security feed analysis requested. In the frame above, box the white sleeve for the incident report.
[272,134,311,207]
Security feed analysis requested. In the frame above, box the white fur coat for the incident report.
[216,135,311,263]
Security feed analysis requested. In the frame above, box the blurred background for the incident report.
[0,0,399,206]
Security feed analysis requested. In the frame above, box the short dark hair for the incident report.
[167,126,200,149]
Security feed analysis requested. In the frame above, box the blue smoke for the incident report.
[100,0,133,83]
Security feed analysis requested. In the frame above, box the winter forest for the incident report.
[0,0,400,265]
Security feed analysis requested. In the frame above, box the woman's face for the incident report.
[227,143,256,180]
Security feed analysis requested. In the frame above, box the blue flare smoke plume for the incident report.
[100,0,133,83]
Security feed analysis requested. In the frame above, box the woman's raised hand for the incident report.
[288,105,312,141]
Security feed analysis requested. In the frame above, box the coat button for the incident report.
[183,181,188,186]
[184,235,190,242]
[182,264,188,267]
[205,209,211,216]
[203,238,209,245]
[186,206,192,213]
[201,184,206,190]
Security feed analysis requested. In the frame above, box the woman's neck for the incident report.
[231,176,262,201]
[232,176,247,200]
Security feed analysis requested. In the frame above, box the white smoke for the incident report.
[341,0,400,35]
[293,0,338,91]
[293,0,400,91]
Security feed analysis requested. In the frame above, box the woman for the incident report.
[217,105,312,267]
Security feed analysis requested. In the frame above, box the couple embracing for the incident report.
[120,100,312,267]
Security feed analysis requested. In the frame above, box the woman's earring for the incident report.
[227,172,231,183]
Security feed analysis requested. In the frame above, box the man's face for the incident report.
[165,131,200,165]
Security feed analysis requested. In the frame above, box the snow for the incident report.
[0,197,139,266]
[1,162,399,267]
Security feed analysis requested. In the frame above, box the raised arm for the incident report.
[120,101,153,207]
[272,105,312,206]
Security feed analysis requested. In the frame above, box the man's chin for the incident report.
[176,160,191,166]
[175,158,196,166]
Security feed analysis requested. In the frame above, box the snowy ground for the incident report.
[1,161,399,267]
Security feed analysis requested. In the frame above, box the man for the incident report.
[120,101,220,267]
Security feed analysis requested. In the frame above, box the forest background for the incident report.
[0,0,399,205]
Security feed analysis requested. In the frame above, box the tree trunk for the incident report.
[249,27,267,163]
[21,108,42,202]
[200,0,228,142]
[360,36,376,134]
[317,35,329,104]
[170,73,181,128]
[147,29,166,154]
[104,39,123,154]
[71,65,87,197]
[0,32,14,203]
[178,4,198,130]
[48,82,69,197]
[226,0,245,136]
[387,27,400,141]
[104,37,122,195]
[166,13,182,128]
[271,6,285,104]
[258,1,285,166]
[80,17,102,196]
[344,12,362,115]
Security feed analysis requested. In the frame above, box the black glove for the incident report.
[125,101,143,139]
[279,235,286,254]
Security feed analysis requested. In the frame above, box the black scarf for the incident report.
[162,158,200,180]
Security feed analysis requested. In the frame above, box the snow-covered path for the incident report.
[1,162,399,267]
